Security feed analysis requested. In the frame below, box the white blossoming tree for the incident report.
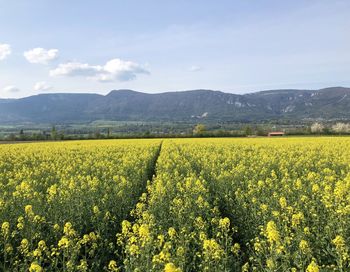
[310,122,324,134]
[332,122,350,134]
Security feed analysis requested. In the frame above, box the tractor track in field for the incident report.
[147,140,163,183]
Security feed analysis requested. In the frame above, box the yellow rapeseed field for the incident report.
[1,138,349,271]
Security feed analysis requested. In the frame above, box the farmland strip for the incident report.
[170,138,350,271]
[118,140,240,271]
[0,140,161,271]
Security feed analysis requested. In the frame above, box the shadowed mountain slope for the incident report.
[0,87,349,123]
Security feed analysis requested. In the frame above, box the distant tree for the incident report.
[94,129,101,139]
[19,129,25,140]
[42,131,50,140]
[244,125,253,136]
[310,122,324,134]
[58,131,65,140]
[215,129,227,137]
[193,124,207,136]
[323,126,331,135]
[306,126,312,134]
[51,126,58,140]
[256,127,266,136]
[8,133,16,141]
[332,122,350,134]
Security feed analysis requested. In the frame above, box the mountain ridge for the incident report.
[0,87,349,124]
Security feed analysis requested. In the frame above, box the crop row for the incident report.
[0,140,161,271]
[158,138,350,271]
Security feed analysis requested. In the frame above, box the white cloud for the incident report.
[50,58,149,82]
[99,59,150,81]
[50,62,102,77]
[24,48,58,64]
[33,81,52,92]
[0,43,11,60]
[2,85,20,93]
[189,65,202,72]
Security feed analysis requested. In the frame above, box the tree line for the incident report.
[1,122,350,142]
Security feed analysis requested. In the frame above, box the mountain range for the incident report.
[0,87,349,124]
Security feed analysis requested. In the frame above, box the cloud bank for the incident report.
[0,43,11,60]
[24,48,58,64]
[33,81,52,92]
[2,85,20,93]
[50,58,149,82]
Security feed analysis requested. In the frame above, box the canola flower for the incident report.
[29,262,43,272]
[1,221,10,238]
[299,239,310,254]
[137,137,350,271]
[0,139,161,271]
[306,259,320,272]
[265,221,280,245]
[108,260,119,271]
[1,137,350,271]
[332,235,346,250]
[118,140,241,271]
[164,262,182,272]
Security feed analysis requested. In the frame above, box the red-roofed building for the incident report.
[268,131,285,137]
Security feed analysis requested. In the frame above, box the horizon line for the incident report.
[1,85,349,100]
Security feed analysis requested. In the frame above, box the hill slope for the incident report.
[0,87,349,123]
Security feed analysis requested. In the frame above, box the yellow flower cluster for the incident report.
[158,137,350,271]
[117,140,240,271]
[0,139,161,271]
[1,137,349,271]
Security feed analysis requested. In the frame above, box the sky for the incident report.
[0,0,349,98]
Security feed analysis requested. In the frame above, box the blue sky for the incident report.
[0,0,349,98]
